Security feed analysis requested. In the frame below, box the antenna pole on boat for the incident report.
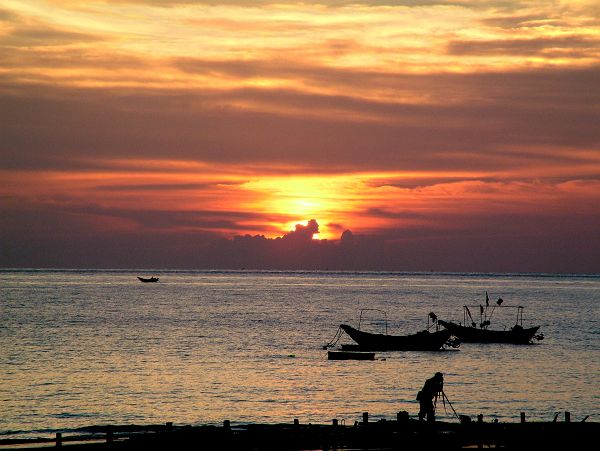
[517,306,524,326]
[358,308,387,334]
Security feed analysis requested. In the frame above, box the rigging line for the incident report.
[323,326,343,349]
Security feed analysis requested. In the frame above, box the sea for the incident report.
[1,270,599,440]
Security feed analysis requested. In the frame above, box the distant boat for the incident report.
[437,294,543,344]
[338,324,453,351]
[137,276,159,283]
[328,350,375,360]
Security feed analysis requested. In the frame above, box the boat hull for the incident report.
[339,324,452,351]
[438,320,539,344]
[137,277,159,283]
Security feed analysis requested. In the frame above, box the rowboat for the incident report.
[327,350,375,360]
[137,276,159,283]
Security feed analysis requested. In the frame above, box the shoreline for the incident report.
[2,415,598,450]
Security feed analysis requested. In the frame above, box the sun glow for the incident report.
[240,175,364,239]
[9,162,595,241]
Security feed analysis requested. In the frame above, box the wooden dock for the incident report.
[1,412,597,450]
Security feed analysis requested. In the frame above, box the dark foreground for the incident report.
[2,415,598,451]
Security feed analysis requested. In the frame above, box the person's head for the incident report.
[434,372,443,381]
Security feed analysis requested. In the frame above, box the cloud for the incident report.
[0,10,106,47]
[0,201,261,234]
[203,219,390,270]
[93,182,239,192]
[0,46,149,71]
[3,205,599,272]
[2,65,598,175]
[479,14,567,29]
[447,36,600,56]
[282,219,319,241]
[6,25,105,46]
[66,1,488,6]
[0,7,19,21]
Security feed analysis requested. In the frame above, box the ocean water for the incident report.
[1,270,599,439]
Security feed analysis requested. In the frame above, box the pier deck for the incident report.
[1,415,598,450]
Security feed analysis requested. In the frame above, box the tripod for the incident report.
[440,391,461,421]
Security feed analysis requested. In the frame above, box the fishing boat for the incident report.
[338,324,453,351]
[324,309,456,352]
[436,293,543,344]
[137,276,159,283]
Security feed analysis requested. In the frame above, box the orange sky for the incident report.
[1,1,599,271]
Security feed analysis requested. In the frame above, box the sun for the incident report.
[241,175,353,239]
[273,197,341,240]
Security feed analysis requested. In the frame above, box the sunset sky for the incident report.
[1,1,599,272]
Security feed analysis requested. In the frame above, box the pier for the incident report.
[1,411,597,450]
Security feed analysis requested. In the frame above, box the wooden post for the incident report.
[565,411,570,423]
[397,411,409,423]
[294,418,299,427]
[362,412,368,425]
[477,414,483,423]
[106,429,113,443]
[332,419,338,426]
[223,420,231,430]
[56,432,62,447]
[520,412,526,423]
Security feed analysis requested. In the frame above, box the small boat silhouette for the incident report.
[137,276,159,283]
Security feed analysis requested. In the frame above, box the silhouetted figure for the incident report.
[417,372,444,422]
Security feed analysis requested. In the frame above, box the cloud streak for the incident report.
[447,36,600,56]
